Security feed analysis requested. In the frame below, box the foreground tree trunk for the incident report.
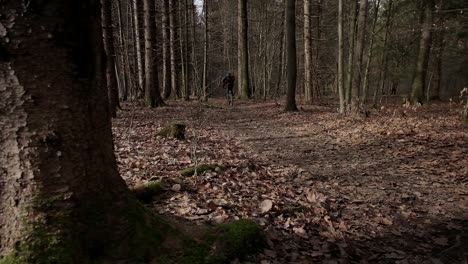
[285,0,298,111]
[239,0,252,99]
[143,0,165,107]
[0,1,164,262]
[411,0,434,104]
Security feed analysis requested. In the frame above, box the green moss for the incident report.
[0,191,76,264]
[210,219,266,262]
[180,164,224,177]
[131,180,166,202]
[0,255,16,264]
[157,122,186,140]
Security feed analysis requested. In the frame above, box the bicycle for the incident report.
[226,88,234,106]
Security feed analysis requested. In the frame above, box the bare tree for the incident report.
[351,0,368,103]
[239,0,252,99]
[411,0,434,104]
[337,0,345,114]
[285,0,298,111]
[101,0,120,117]
[143,0,165,107]
[304,0,313,103]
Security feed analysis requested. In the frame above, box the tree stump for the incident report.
[157,122,186,140]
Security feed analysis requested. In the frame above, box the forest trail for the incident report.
[113,99,468,263]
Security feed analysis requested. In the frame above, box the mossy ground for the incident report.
[157,122,186,140]
[180,164,225,177]
[131,179,166,202]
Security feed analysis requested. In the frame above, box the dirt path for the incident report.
[114,99,467,263]
[207,100,468,263]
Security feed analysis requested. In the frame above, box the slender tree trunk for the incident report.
[132,0,144,97]
[115,0,128,101]
[373,0,392,106]
[162,0,172,99]
[411,0,434,104]
[0,1,165,261]
[337,0,345,114]
[239,0,251,99]
[345,0,357,105]
[285,0,298,111]
[191,2,200,98]
[184,0,190,100]
[314,0,322,98]
[169,0,179,99]
[431,0,444,100]
[202,0,208,101]
[178,0,185,100]
[143,0,165,107]
[101,0,120,117]
[361,0,380,104]
[351,0,368,103]
[304,0,312,103]
[274,7,286,98]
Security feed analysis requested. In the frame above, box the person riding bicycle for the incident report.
[222,72,235,99]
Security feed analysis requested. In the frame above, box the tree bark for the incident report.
[304,0,312,103]
[337,0,345,114]
[351,0,368,103]
[132,0,144,97]
[0,1,164,262]
[202,0,209,101]
[169,0,179,99]
[361,0,380,104]
[411,0,434,104]
[143,0,165,107]
[285,0,298,111]
[345,0,357,105]
[239,0,252,99]
[162,0,172,99]
[373,0,393,106]
[101,0,120,117]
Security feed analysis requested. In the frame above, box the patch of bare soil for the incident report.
[113,99,467,263]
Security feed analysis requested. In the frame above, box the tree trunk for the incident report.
[132,0,144,97]
[337,0,345,114]
[285,0,298,111]
[411,0,434,104]
[239,0,251,99]
[345,0,357,105]
[431,0,444,100]
[361,0,380,104]
[143,0,165,107]
[162,0,172,99]
[169,0,179,99]
[184,0,190,100]
[351,0,368,103]
[0,1,164,262]
[202,0,209,101]
[304,0,312,103]
[373,0,392,106]
[101,0,120,118]
[274,7,286,98]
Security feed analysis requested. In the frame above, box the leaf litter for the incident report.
[113,99,467,263]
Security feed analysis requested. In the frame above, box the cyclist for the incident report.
[222,72,235,105]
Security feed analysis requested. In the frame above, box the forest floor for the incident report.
[113,98,467,264]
